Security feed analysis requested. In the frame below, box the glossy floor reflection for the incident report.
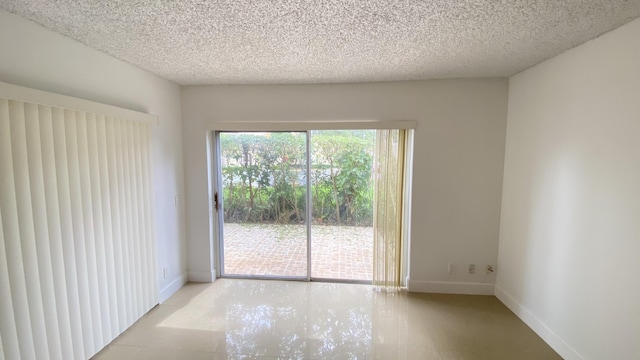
[93,279,561,360]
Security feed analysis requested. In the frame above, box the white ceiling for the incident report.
[1,1,639,85]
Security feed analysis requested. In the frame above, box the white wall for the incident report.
[497,18,640,360]
[0,10,188,302]
[182,79,508,292]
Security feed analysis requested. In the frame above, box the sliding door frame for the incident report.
[213,130,311,281]
[209,122,416,284]
[305,131,312,281]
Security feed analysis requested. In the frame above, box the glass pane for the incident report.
[220,132,307,277]
[310,130,375,281]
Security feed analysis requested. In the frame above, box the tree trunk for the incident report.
[292,176,300,223]
[330,160,340,225]
[226,173,234,220]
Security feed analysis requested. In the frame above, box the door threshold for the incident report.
[220,275,308,281]
[219,275,372,285]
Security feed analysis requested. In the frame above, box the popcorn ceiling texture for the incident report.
[1,1,639,85]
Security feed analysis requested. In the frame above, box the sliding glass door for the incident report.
[217,132,309,278]
[310,130,375,281]
[214,130,386,282]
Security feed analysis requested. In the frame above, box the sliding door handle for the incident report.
[214,192,219,212]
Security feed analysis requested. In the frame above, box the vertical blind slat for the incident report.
[12,101,51,359]
[24,103,63,359]
[76,111,104,355]
[65,109,96,356]
[3,100,37,360]
[0,100,22,360]
[128,121,144,317]
[1,94,157,360]
[144,125,159,304]
[105,117,127,333]
[0,207,20,360]
[115,119,134,326]
[128,121,140,320]
[52,106,85,359]
[134,123,150,309]
[123,119,135,325]
[96,115,119,339]
[122,121,140,319]
[0,324,5,360]
[87,113,113,345]
[39,105,75,359]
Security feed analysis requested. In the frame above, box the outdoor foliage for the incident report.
[220,130,374,226]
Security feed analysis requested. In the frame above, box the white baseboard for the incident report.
[407,280,495,295]
[159,273,188,303]
[494,285,584,360]
[188,270,216,283]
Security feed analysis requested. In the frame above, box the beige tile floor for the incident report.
[92,280,562,360]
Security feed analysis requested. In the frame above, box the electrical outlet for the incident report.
[448,263,454,274]
[162,267,168,280]
[468,264,476,274]
[486,265,494,274]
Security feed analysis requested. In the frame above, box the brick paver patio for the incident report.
[222,223,373,281]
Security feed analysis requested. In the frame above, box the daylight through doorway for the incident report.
[216,130,376,281]
[310,130,375,281]
[219,132,308,278]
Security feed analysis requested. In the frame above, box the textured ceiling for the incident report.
[1,1,639,85]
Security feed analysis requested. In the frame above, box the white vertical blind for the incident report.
[0,82,158,359]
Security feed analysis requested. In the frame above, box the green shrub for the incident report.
[220,131,374,226]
